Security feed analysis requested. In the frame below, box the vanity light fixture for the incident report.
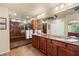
[60,4,65,9]
[53,15,58,20]
[67,3,73,6]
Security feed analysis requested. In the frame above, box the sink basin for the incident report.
[66,38,78,42]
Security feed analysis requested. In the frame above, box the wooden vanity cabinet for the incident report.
[35,36,40,49]
[32,35,36,47]
[32,35,47,54]
[66,44,79,56]
[47,39,57,56]
[58,47,75,56]
[39,37,47,54]
[52,40,75,56]
[47,39,79,56]
[57,42,79,56]
[32,35,79,56]
[52,40,66,48]
[32,35,40,49]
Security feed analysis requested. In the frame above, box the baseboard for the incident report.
[11,42,32,49]
[0,50,10,55]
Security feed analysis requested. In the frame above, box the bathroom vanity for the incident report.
[32,34,79,56]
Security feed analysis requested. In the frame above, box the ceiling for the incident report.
[0,3,60,19]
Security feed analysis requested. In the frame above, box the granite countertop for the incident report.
[33,33,79,46]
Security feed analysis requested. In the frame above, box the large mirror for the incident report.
[68,20,79,37]
[49,5,79,38]
[67,6,79,37]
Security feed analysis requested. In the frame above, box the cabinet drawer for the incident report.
[47,43,57,56]
[52,40,66,48]
[67,44,79,51]
[47,39,52,43]
[58,47,75,56]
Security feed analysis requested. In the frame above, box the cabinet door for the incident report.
[32,35,36,47]
[58,47,75,56]
[32,35,40,49]
[35,36,40,49]
[67,44,79,56]
[47,40,57,56]
[40,37,47,54]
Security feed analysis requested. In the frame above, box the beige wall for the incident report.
[0,7,10,54]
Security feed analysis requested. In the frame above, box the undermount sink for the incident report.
[66,38,78,42]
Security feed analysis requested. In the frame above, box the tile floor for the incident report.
[0,44,45,56]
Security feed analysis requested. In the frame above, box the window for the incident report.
[71,22,79,33]
[68,21,79,33]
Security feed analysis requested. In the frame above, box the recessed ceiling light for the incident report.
[26,16,29,18]
[13,13,16,16]
[67,3,73,6]
[55,7,58,11]
[60,4,65,9]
